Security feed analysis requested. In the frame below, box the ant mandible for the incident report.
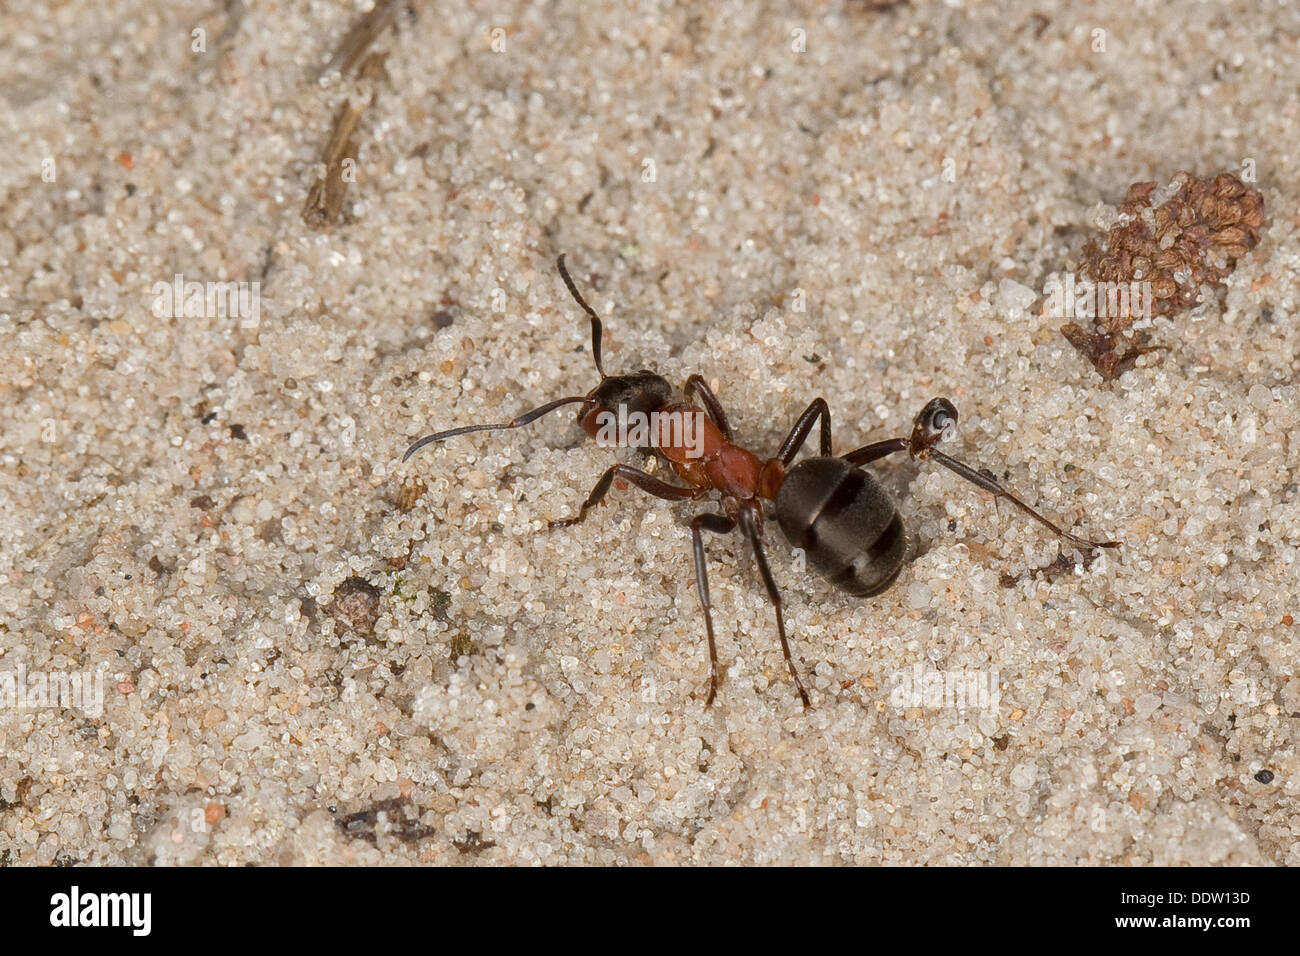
[403,256,1119,710]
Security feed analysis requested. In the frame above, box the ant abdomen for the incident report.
[775,457,908,597]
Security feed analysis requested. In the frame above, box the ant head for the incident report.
[579,370,673,438]
[402,256,675,462]
[587,371,672,414]
[909,397,958,457]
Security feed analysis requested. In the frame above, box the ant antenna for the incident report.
[403,256,616,463]
[402,395,589,461]
[556,254,606,379]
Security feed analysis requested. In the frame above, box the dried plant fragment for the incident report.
[303,0,400,230]
[999,549,1099,589]
[396,475,427,512]
[335,798,437,845]
[319,0,401,79]
[1062,171,1264,380]
[330,575,382,636]
[303,97,367,229]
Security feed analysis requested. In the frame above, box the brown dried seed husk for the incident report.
[1066,171,1264,380]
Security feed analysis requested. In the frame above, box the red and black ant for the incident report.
[404,256,1119,710]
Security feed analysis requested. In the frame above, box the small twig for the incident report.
[302,51,388,229]
[319,0,401,79]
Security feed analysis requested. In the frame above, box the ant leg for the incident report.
[777,398,832,463]
[738,506,811,710]
[556,254,607,378]
[844,397,1117,551]
[926,449,1119,551]
[910,398,1116,550]
[841,397,956,467]
[549,464,704,529]
[403,395,589,461]
[690,512,738,707]
[684,374,734,441]
[840,437,909,467]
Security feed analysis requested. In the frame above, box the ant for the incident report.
[403,256,1119,710]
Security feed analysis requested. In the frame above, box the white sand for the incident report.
[1,0,1296,864]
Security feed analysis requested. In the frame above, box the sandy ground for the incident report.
[1,0,1296,865]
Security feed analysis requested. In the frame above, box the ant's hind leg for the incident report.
[841,397,1117,552]
[738,507,811,710]
[911,398,1117,552]
[926,449,1119,552]
[548,464,703,530]
[777,398,833,463]
[690,512,738,707]
[840,438,909,467]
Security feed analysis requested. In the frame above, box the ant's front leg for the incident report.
[548,464,704,529]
